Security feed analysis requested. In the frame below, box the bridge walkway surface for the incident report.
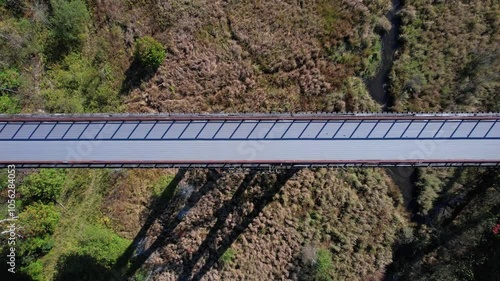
[0,113,499,168]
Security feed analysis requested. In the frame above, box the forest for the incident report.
[0,0,498,280]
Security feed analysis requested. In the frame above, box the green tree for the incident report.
[18,202,60,261]
[0,95,21,113]
[18,203,59,279]
[48,0,90,58]
[21,259,45,281]
[77,224,130,268]
[42,53,121,113]
[0,68,21,90]
[0,68,22,113]
[20,169,66,204]
[19,202,60,238]
[135,36,166,70]
[416,168,444,216]
[52,224,130,281]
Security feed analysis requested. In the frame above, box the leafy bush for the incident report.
[43,87,85,113]
[42,53,122,113]
[49,0,90,58]
[18,202,60,263]
[21,259,45,281]
[132,268,152,281]
[53,253,117,281]
[20,169,66,204]
[77,224,130,268]
[0,16,45,80]
[152,174,175,197]
[51,224,129,280]
[342,77,381,112]
[50,224,130,281]
[0,68,22,113]
[19,202,60,238]
[314,249,333,281]
[219,248,236,266]
[0,68,21,90]
[134,36,166,70]
[0,94,21,113]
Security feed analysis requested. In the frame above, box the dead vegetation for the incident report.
[122,168,407,280]
[102,169,177,239]
[117,0,391,113]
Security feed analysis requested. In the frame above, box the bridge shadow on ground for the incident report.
[115,169,224,278]
[178,169,298,281]
[113,168,187,277]
[114,168,298,280]
[384,167,500,281]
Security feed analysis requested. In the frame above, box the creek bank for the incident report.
[364,0,419,214]
[366,0,403,111]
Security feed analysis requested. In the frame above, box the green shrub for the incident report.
[314,249,333,281]
[21,259,45,281]
[49,0,90,57]
[416,169,444,216]
[77,224,130,268]
[0,16,45,69]
[19,202,60,238]
[43,88,85,113]
[18,202,60,261]
[219,248,236,266]
[132,268,151,281]
[0,68,21,90]
[21,169,66,204]
[0,94,21,113]
[53,253,116,281]
[135,36,166,70]
[42,53,122,113]
[151,174,175,197]
[0,68,22,113]
[342,77,381,112]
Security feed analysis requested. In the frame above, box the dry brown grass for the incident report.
[134,169,407,280]
[102,169,176,239]
[108,0,392,113]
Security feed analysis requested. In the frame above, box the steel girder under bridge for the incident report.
[0,113,499,168]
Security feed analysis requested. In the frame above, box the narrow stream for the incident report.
[364,0,418,210]
[365,2,425,278]
[366,0,403,111]
[365,0,420,213]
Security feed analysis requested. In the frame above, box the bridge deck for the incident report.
[0,113,499,168]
